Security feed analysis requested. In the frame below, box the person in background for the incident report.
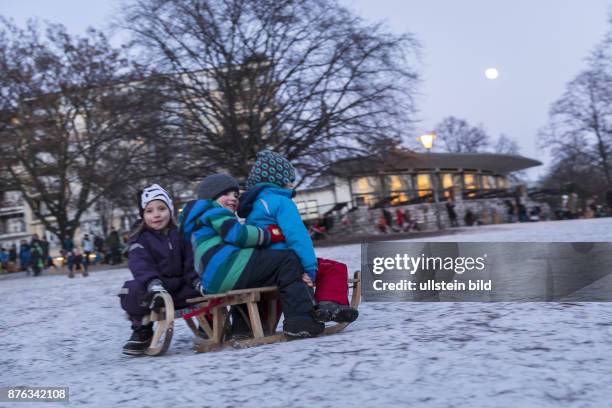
[9,244,17,272]
[30,233,42,247]
[19,240,31,274]
[382,208,394,231]
[464,209,476,227]
[94,234,104,264]
[377,210,388,233]
[395,208,405,231]
[62,234,74,260]
[82,234,93,269]
[68,248,88,278]
[446,198,459,227]
[106,228,121,265]
[41,235,55,270]
[0,247,8,273]
[30,239,45,277]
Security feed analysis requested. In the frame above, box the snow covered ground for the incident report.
[2,218,612,408]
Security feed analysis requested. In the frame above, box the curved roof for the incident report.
[329,150,542,177]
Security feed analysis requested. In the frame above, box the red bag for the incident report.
[315,258,349,305]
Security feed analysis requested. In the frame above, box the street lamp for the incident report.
[417,133,436,150]
[417,132,443,230]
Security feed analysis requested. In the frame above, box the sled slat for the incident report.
[212,306,227,344]
[145,292,175,356]
[186,286,278,303]
[232,333,289,349]
[184,317,200,337]
[247,301,265,338]
[196,314,214,339]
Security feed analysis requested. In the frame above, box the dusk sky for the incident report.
[1,0,610,181]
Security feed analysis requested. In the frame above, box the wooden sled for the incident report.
[142,271,361,356]
[142,292,175,356]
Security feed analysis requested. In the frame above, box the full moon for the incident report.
[485,68,499,80]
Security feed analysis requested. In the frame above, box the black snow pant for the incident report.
[233,249,315,320]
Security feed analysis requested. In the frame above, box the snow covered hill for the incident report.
[2,218,612,408]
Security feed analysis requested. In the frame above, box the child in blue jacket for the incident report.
[238,150,358,323]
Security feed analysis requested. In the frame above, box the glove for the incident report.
[192,278,205,296]
[267,224,285,243]
[140,279,167,309]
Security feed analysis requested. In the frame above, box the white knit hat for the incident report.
[140,184,174,215]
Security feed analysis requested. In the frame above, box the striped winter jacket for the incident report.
[178,199,271,294]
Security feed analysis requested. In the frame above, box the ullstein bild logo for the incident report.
[361,242,612,302]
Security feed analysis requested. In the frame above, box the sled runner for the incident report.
[142,271,361,356]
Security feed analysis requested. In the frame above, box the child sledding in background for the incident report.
[238,150,358,323]
[179,173,325,338]
[118,184,202,355]
[67,248,88,278]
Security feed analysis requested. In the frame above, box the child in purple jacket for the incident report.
[118,184,201,356]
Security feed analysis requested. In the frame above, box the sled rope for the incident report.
[181,298,224,319]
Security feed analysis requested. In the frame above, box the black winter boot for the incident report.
[122,323,153,356]
[283,315,324,338]
[313,301,359,323]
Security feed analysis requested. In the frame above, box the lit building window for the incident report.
[351,177,381,206]
[463,173,477,190]
[496,176,508,189]
[441,173,453,189]
[416,173,431,197]
[482,175,496,189]
[482,175,491,189]
[351,177,380,194]
[385,175,412,205]
[385,175,412,192]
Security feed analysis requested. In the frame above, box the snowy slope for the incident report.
[2,218,612,408]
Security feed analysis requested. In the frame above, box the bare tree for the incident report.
[540,64,612,189]
[0,20,165,240]
[433,116,490,153]
[494,133,520,155]
[118,0,420,182]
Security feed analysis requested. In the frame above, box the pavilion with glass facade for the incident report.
[294,149,542,220]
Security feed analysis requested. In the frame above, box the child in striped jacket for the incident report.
[179,173,324,338]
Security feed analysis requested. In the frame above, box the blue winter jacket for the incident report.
[238,183,318,280]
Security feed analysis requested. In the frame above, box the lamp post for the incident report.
[417,133,443,230]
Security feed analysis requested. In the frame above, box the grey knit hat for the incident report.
[246,150,296,189]
[196,173,240,200]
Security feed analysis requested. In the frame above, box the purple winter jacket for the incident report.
[127,225,197,292]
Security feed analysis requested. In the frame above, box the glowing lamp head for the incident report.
[418,133,436,150]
